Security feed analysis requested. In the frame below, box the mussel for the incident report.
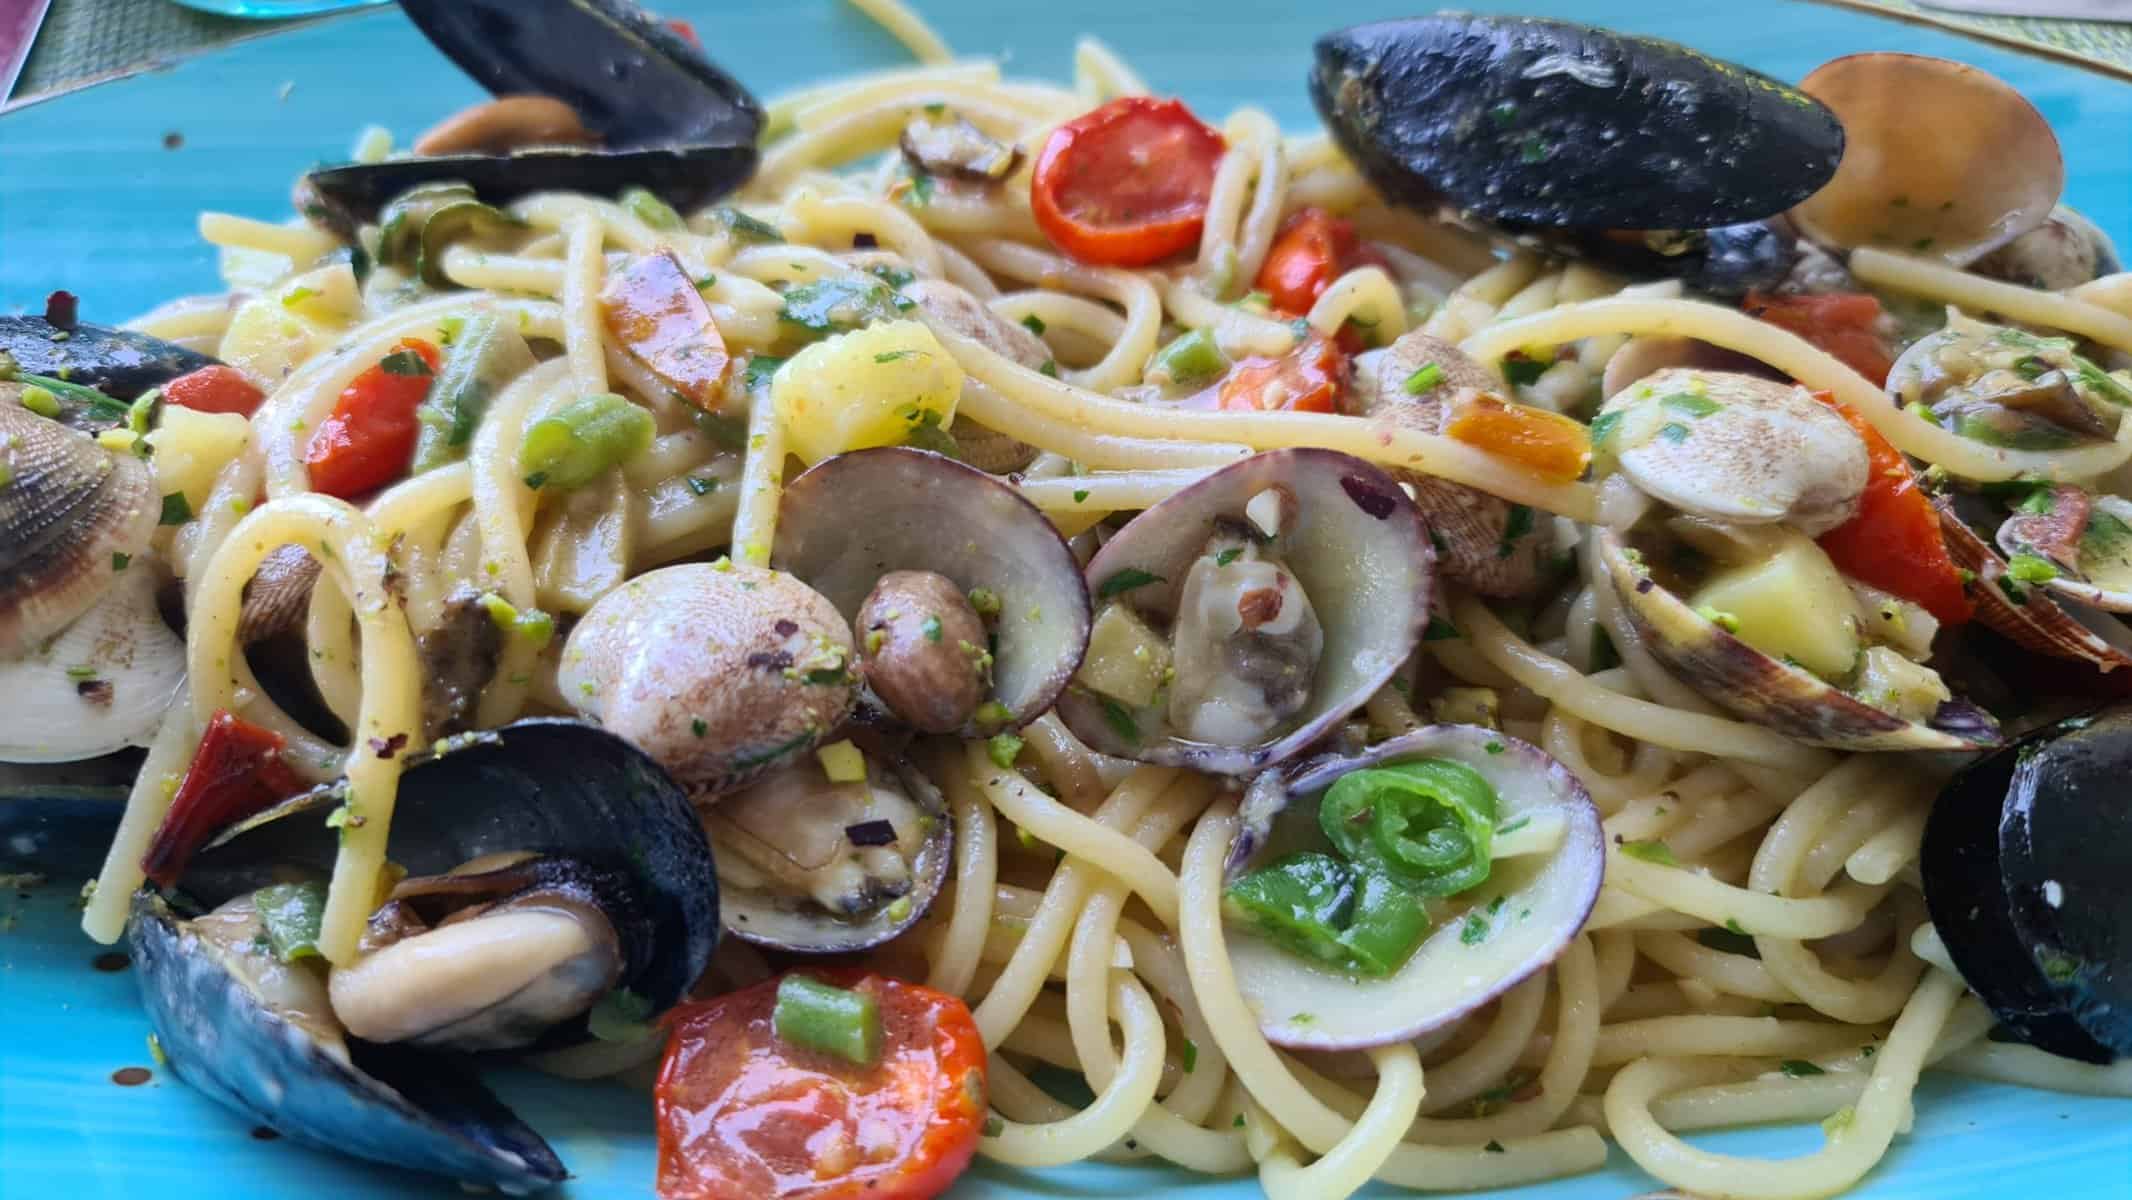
[1222,726,1604,1049]
[1924,704,2132,1063]
[1,313,217,404]
[129,719,718,1191]
[771,447,1093,738]
[304,0,762,225]
[1311,14,1843,294]
[1592,368,1996,750]
[1056,449,1434,774]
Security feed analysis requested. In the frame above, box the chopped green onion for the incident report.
[773,974,882,1066]
[1403,362,1445,394]
[620,187,684,231]
[2007,553,2060,584]
[967,586,1002,617]
[709,207,784,244]
[1618,838,1680,867]
[1097,567,1163,600]
[986,732,1025,769]
[1145,328,1228,390]
[518,392,655,490]
[1319,758,1499,896]
[254,880,327,963]
[779,279,912,336]
[1660,392,1721,418]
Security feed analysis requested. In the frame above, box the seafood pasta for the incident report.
[5,2,2132,1198]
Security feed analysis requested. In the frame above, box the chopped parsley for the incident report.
[1656,421,1692,444]
[1021,313,1047,336]
[1780,1060,1826,1078]
[1588,409,1623,446]
[377,349,432,377]
[1660,391,1720,418]
[1215,548,1242,567]
[1423,615,1461,641]
[1617,838,1679,867]
[158,492,193,526]
[2006,553,2060,584]
[1502,354,1549,387]
[1071,488,1089,503]
[1497,504,1534,559]
[1097,695,1139,743]
[986,733,1024,769]
[921,614,943,643]
[1096,567,1164,600]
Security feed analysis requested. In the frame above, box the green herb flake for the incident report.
[1661,391,1721,418]
[1097,695,1140,743]
[1423,615,1461,642]
[1038,359,1060,378]
[711,207,784,244]
[875,349,920,363]
[685,475,717,497]
[1403,362,1445,394]
[158,492,193,526]
[2007,553,2060,584]
[1021,313,1047,336]
[1484,1140,1507,1154]
[1502,355,1549,387]
[111,552,130,572]
[1072,488,1090,503]
[1461,911,1490,945]
[1497,503,1534,560]
[377,349,432,377]
[1780,1059,1827,1078]
[1657,421,1692,444]
[1618,838,1680,867]
[983,1116,1005,1138]
[691,717,709,738]
[1181,1039,1198,1074]
[986,732,1024,770]
[1588,409,1624,446]
[1485,741,1505,755]
[1097,567,1164,600]
[920,614,943,643]
[1215,548,1242,567]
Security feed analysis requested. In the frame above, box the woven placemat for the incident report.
[8,0,2130,104]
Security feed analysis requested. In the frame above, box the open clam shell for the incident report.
[1055,449,1434,775]
[1790,53,2062,266]
[710,752,953,954]
[186,719,719,1032]
[1935,495,2132,673]
[1223,726,1603,1050]
[130,890,568,1193]
[772,447,1091,736]
[1596,529,1996,750]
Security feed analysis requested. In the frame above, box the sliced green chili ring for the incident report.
[519,392,656,490]
[1145,328,1228,390]
[1319,758,1499,897]
[772,974,882,1066]
[1221,851,1430,978]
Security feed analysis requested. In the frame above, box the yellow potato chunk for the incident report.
[148,406,252,512]
[1077,603,1172,707]
[772,320,963,465]
[1689,531,1860,679]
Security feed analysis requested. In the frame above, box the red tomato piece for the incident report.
[1811,391,1974,626]
[161,365,267,417]
[302,338,442,499]
[656,971,987,1200]
[1215,333,1346,413]
[1031,97,1225,267]
[140,711,307,888]
[1743,291,1895,387]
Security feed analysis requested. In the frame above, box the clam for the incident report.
[1222,726,1604,1049]
[1790,53,2061,267]
[1,313,217,407]
[1888,315,2130,454]
[304,0,761,225]
[1924,704,2132,1062]
[0,563,185,762]
[559,561,858,795]
[1352,331,1563,597]
[772,447,1091,736]
[901,280,1047,475]
[1055,449,1433,774]
[129,720,717,1191]
[0,396,162,662]
[1311,15,1841,293]
[1974,206,2123,292]
[705,746,952,954]
[1934,494,2132,673]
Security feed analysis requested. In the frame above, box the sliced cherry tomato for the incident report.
[1214,333,1346,413]
[140,711,307,888]
[1442,389,1592,484]
[1256,208,1363,316]
[1743,291,1895,387]
[602,249,732,415]
[656,970,987,1200]
[1810,391,1974,626]
[1031,97,1225,267]
[303,338,442,499]
[161,365,267,417]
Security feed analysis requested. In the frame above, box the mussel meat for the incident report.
[1056,449,1434,774]
[129,719,718,1191]
[1924,704,2132,1062]
[1222,726,1604,1049]
[304,0,762,224]
[771,447,1092,738]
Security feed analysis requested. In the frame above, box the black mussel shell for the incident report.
[401,0,762,149]
[305,144,759,228]
[1923,705,2129,1062]
[1,316,218,402]
[1561,221,1799,300]
[130,891,567,1192]
[186,718,719,1034]
[1312,14,1843,232]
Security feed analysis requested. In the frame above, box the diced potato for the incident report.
[816,740,867,784]
[1689,531,1860,679]
[771,319,963,465]
[1077,603,1171,707]
[216,294,342,389]
[148,406,252,512]
[1851,646,1952,725]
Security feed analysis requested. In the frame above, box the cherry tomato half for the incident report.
[140,711,306,888]
[1256,208,1365,316]
[655,971,987,1200]
[161,365,267,418]
[1743,291,1895,387]
[302,338,442,499]
[1214,332,1347,413]
[1031,97,1225,267]
[1810,391,1973,626]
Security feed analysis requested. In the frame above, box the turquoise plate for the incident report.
[0,2,2127,1196]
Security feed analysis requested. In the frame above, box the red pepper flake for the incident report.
[368,732,409,760]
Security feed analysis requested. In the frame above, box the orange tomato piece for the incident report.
[1810,391,1973,626]
[1215,333,1345,413]
[1441,389,1592,484]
